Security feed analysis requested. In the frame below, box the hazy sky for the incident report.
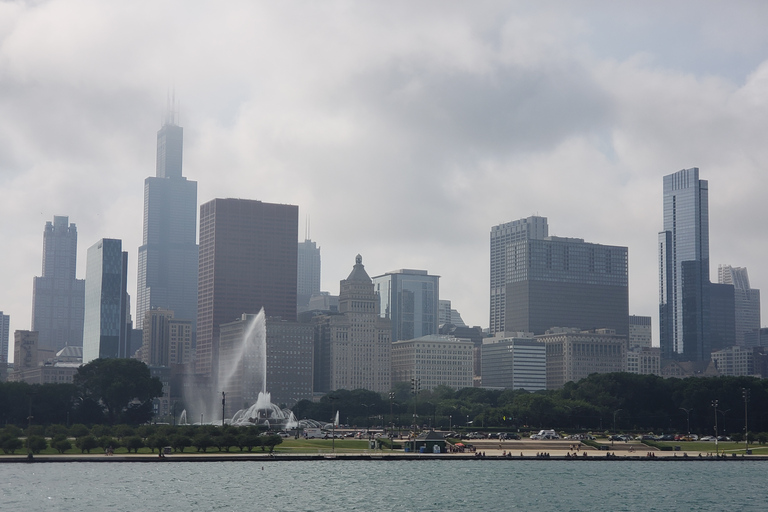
[3,1,768,358]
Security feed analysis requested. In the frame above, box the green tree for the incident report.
[170,434,192,453]
[192,434,214,453]
[75,435,99,454]
[27,435,48,454]
[125,436,145,453]
[1,436,23,454]
[262,434,283,453]
[68,424,90,438]
[51,435,72,454]
[146,434,170,454]
[73,359,163,425]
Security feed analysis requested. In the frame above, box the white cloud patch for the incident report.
[1,1,768,355]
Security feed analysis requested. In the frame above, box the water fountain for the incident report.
[220,309,300,429]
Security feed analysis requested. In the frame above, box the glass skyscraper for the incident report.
[136,110,198,339]
[372,269,440,342]
[83,239,129,364]
[659,167,710,360]
[297,239,321,310]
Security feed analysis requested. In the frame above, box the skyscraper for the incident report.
[313,255,391,393]
[372,268,440,342]
[196,198,298,380]
[492,217,629,336]
[659,168,710,360]
[490,216,548,334]
[0,312,9,381]
[83,239,130,364]
[297,239,321,310]
[719,265,761,346]
[136,108,198,341]
[31,216,85,352]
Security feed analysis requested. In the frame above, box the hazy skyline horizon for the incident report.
[3,1,768,360]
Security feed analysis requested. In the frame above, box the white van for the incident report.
[530,429,560,440]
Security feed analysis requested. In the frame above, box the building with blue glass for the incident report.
[372,268,440,343]
[83,239,130,364]
[136,108,198,340]
[659,168,716,361]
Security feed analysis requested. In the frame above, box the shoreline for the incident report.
[2,452,767,463]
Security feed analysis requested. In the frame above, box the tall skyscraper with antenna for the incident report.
[297,218,321,310]
[136,97,199,346]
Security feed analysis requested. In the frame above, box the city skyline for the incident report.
[3,3,768,358]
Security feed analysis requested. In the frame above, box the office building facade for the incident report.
[297,239,321,310]
[718,265,760,346]
[490,216,548,334]
[481,334,546,391]
[136,112,198,336]
[629,315,652,349]
[313,255,391,393]
[196,198,298,379]
[219,314,313,414]
[659,167,713,361]
[373,269,439,343]
[537,328,627,389]
[83,239,130,364]
[391,335,474,391]
[31,216,85,352]
[0,312,8,381]
[494,217,628,336]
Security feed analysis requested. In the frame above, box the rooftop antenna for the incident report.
[165,89,178,126]
[305,215,311,241]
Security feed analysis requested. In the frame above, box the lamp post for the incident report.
[613,409,623,434]
[410,378,420,453]
[712,400,719,456]
[743,388,750,455]
[449,415,452,433]
[361,403,374,432]
[221,392,226,427]
[679,407,693,435]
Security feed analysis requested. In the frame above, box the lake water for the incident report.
[3,459,767,511]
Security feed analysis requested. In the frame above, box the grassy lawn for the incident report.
[1,438,384,456]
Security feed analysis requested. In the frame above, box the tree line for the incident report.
[293,373,768,435]
[4,363,768,436]
[0,423,283,455]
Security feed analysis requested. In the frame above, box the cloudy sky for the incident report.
[3,1,768,358]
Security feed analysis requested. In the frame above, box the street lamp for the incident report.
[221,392,226,427]
[449,415,452,432]
[743,388,750,455]
[679,407,693,435]
[361,403,374,432]
[613,409,623,434]
[712,400,719,456]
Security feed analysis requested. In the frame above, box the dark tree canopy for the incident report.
[73,359,163,425]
